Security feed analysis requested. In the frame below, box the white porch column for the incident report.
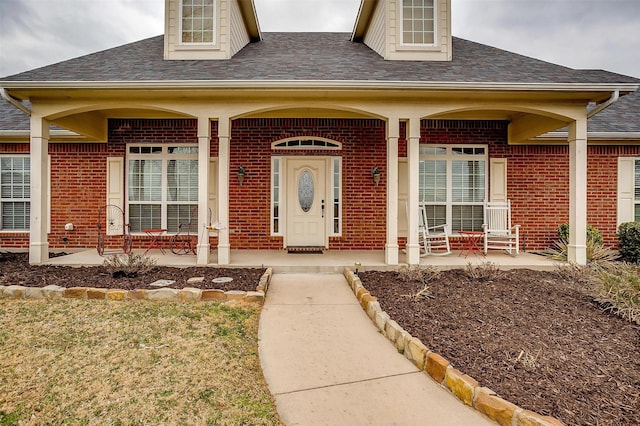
[386,118,399,265]
[406,117,421,265]
[196,117,211,265]
[568,117,588,265]
[217,117,231,265]
[29,115,49,264]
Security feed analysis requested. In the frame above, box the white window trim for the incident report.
[270,156,342,237]
[178,0,218,47]
[271,137,342,150]
[331,157,342,236]
[125,144,199,234]
[0,154,31,232]
[271,157,282,236]
[399,0,438,47]
[419,144,488,234]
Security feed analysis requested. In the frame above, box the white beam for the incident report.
[568,117,588,265]
[196,117,211,265]
[217,117,231,265]
[386,118,399,265]
[29,115,50,264]
[406,117,421,265]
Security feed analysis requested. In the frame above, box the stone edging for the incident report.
[343,268,565,426]
[0,268,273,305]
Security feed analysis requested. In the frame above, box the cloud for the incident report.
[1,0,638,78]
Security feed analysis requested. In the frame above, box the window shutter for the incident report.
[208,159,218,226]
[617,157,635,226]
[106,157,124,235]
[47,155,51,234]
[490,158,507,202]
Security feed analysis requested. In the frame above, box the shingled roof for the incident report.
[2,33,638,85]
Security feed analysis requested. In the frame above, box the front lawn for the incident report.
[0,300,282,425]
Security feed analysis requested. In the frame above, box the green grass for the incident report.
[0,299,282,425]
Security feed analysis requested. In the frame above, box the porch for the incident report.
[45,249,559,273]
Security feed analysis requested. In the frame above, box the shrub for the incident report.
[543,239,618,265]
[464,261,502,281]
[591,262,640,324]
[103,252,157,278]
[557,223,603,245]
[618,222,640,264]
[398,265,441,286]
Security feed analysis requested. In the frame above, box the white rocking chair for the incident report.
[483,200,520,255]
[419,203,451,256]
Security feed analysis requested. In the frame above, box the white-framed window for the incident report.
[181,0,216,44]
[332,157,342,235]
[126,145,198,233]
[633,160,640,221]
[419,145,487,233]
[271,157,281,235]
[0,156,30,231]
[400,0,436,45]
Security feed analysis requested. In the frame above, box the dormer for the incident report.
[164,0,261,60]
[352,0,452,61]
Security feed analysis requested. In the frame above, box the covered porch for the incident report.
[44,249,559,273]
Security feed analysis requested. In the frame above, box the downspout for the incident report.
[587,90,619,118]
[0,87,31,116]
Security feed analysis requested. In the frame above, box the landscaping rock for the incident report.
[4,285,26,299]
[42,285,65,299]
[146,288,179,301]
[64,287,87,299]
[201,289,226,301]
[25,287,45,299]
[86,288,108,300]
[179,287,202,302]
[474,387,518,426]
[243,291,264,304]
[224,290,246,301]
[445,367,479,406]
[407,337,428,370]
[187,277,205,284]
[425,352,450,384]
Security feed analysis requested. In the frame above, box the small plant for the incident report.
[464,261,502,281]
[590,262,640,324]
[618,222,640,264]
[553,262,593,284]
[505,349,542,371]
[543,237,618,266]
[398,265,441,286]
[402,284,434,301]
[557,223,603,245]
[103,252,157,278]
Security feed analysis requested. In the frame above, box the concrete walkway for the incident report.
[258,273,495,425]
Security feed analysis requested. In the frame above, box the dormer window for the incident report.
[181,0,216,44]
[401,0,436,45]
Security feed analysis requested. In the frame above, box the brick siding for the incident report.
[0,118,638,253]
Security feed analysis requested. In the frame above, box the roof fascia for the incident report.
[238,0,262,42]
[351,0,377,42]
[529,131,640,144]
[2,80,638,93]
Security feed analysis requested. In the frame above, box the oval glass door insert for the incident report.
[298,169,314,212]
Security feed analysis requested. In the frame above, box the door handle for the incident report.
[321,199,325,218]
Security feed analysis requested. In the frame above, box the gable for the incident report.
[353,0,452,61]
[164,0,261,60]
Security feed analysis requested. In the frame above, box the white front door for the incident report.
[286,158,327,247]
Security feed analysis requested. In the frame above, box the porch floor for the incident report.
[45,249,559,272]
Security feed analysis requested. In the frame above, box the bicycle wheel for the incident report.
[97,235,105,256]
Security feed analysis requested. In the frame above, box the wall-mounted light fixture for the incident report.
[238,165,246,186]
[372,166,381,186]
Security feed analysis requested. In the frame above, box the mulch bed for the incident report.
[0,252,263,292]
[359,268,640,426]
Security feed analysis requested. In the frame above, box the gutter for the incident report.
[1,80,638,93]
[0,87,31,115]
[587,90,619,118]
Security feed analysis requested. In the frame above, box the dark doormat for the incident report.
[287,247,324,254]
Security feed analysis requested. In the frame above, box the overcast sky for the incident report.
[0,0,638,79]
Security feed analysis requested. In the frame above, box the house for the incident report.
[0,0,638,266]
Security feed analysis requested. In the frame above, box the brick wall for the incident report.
[1,117,638,253]
[230,118,388,250]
